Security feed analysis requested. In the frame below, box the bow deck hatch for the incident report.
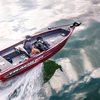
[0,56,14,75]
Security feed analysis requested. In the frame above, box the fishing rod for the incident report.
[48,22,81,30]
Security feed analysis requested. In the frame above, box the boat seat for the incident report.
[14,44,31,58]
[15,44,28,55]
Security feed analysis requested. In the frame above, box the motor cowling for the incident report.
[73,22,81,26]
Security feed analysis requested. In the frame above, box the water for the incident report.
[0,0,100,100]
[0,64,43,100]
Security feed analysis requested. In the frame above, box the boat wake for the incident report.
[0,64,43,100]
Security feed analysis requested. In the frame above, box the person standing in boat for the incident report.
[23,35,40,56]
[34,37,50,52]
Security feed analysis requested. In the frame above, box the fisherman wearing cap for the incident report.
[23,35,40,56]
[24,35,33,54]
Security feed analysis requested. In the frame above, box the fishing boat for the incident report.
[0,22,81,81]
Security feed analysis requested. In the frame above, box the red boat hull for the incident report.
[0,26,76,82]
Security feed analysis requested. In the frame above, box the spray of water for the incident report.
[0,64,43,100]
[57,58,79,83]
[80,48,94,73]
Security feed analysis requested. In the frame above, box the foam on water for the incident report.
[80,49,94,73]
[0,0,100,100]
[57,58,79,83]
[0,0,98,39]
[91,68,100,78]
[0,64,43,100]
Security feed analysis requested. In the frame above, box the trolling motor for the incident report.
[70,22,81,28]
[73,22,81,26]
[48,22,81,30]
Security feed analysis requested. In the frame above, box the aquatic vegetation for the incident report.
[43,60,63,83]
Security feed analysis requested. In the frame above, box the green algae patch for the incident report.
[43,60,63,83]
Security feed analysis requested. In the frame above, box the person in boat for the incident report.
[34,37,50,52]
[23,35,40,56]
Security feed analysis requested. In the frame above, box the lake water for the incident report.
[0,0,100,100]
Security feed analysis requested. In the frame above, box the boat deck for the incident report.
[0,56,14,74]
[13,33,66,65]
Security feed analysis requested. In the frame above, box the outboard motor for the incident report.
[70,22,81,28]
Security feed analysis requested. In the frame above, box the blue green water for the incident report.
[48,20,100,100]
